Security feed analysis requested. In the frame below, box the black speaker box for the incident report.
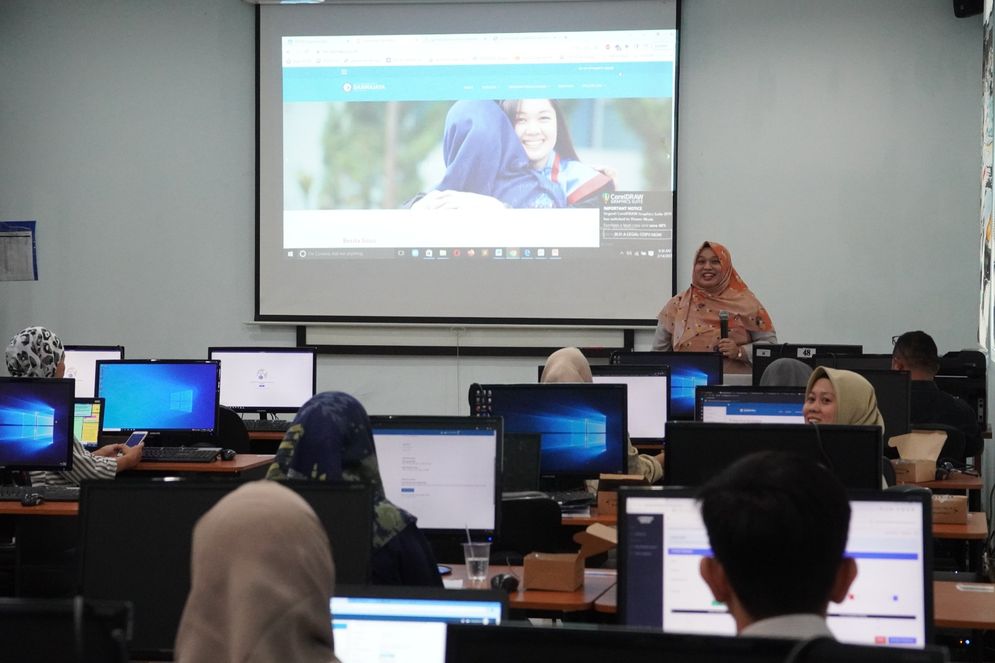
[953,0,982,18]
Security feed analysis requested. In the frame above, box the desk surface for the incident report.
[128,453,274,474]
[912,473,983,491]
[0,501,78,517]
[932,512,988,540]
[447,564,616,613]
[561,509,617,527]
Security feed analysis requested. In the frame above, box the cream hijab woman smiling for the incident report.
[803,366,885,431]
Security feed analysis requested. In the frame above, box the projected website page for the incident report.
[623,497,927,648]
[259,21,676,321]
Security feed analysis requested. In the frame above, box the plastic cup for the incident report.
[462,541,491,581]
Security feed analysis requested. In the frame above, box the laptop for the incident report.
[618,487,933,647]
[332,585,505,663]
[74,397,105,449]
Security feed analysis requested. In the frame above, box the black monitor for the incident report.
[663,422,883,490]
[0,598,132,663]
[207,346,317,417]
[502,433,542,492]
[695,386,805,424]
[752,343,863,385]
[611,351,723,420]
[78,480,373,659]
[445,622,947,663]
[62,345,125,398]
[618,487,933,648]
[591,365,670,444]
[0,377,75,472]
[471,383,628,479]
[73,397,105,447]
[95,360,220,439]
[851,369,911,441]
[816,353,894,371]
[370,416,502,539]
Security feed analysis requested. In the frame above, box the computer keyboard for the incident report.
[140,447,221,463]
[545,490,596,507]
[0,485,81,502]
[242,418,291,432]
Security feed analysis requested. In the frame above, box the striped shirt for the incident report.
[30,437,117,486]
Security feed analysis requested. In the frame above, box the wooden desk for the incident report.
[561,509,618,527]
[0,501,78,517]
[126,453,274,478]
[933,512,988,541]
[913,473,983,492]
[448,564,616,613]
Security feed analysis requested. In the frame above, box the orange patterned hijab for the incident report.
[659,241,774,352]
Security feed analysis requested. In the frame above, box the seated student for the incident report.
[697,451,857,639]
[267,391,442,587]
[174,481,339,663]
[803,366,884,432]
[540,347,663,483]
[759,357,813,387]
[891,330,982,459]
[5,325,143,485]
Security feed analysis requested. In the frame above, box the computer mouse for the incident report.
[20,493,44,507]
[490,572,519,593]
[220,448,237,461]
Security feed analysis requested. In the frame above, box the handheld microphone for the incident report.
[719,311,729,339]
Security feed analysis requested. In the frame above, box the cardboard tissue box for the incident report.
[596,473,647,515]
[932,494,968,524]
[523,523,617,591]
[888,431,946,484]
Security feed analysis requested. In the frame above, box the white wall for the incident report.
[0,0,983,416]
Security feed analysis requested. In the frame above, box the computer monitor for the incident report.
[618,487,932,648]
[0,377,75,472]
[591,365,670,444]
[852,369,911,441]
[62,345,124,398]
[610,352,722,420]
[73,397,104,447]
[0,598,132,663]
[445,622,947,663]
[470,383,627,479]
[663,422,883,490]
[752,343,863,386]
[333,586,504,663]
[370,416,501,537]
[816,354,894,371]
[695,386,805,424]
[79,480,373,659]
[207,346,317,416]
[95,360,220,437]
[502,433,541,492]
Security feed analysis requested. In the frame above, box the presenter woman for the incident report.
[653,241,776,375]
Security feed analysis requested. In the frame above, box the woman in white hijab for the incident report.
[174,481,339,663]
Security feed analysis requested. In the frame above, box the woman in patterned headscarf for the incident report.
[267,391,442,586]
[653,241,777,374]
[5,326,143,485]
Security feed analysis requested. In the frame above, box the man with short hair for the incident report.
[697,451,857,639]
[891,330,981,459]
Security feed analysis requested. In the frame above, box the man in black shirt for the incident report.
[891,330,982,459]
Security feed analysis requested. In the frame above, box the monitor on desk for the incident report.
[0,377,75,472]
[663,422,883,490]
[73,397,104,447]
[610,351,722,420]
[851,369,911,441]
[370,416,501,538]
[333,585,504,663]
[752,343,863,386]
[470,383,627,479]
[95,359,220,439]
[816,354,894,372]
[207,346,316,417]
[695,386,804,424]
[62,345,124,398]
[79,480,373,659]
[618,487,932,648]
[591,365,669,444]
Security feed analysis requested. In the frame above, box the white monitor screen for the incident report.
[371,418,499,532]
[696,387,805,424]
[63,347,123,398]
[621,494,929,648]
[209,348,316,413]
[592,373,668,440]
[258,1,678,324]
[331,591,502,663]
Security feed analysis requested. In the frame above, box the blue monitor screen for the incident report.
[613,353,723,419]
[96,361,220,433]
[0,377,75,471]
[472,384,627,476]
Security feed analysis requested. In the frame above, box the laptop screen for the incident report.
[472,383,628,477]
[73,397,104,446]
[63,346,124,398]
[611,352,722,420]
[370,416,501,534]
[591,365,669,443]
[332,587,504,663]
[695,386,804,424]
[619,489,931,648]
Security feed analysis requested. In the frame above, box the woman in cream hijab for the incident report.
[803,366,885,432]
[541,347,663,483]
[174,481,338,663]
